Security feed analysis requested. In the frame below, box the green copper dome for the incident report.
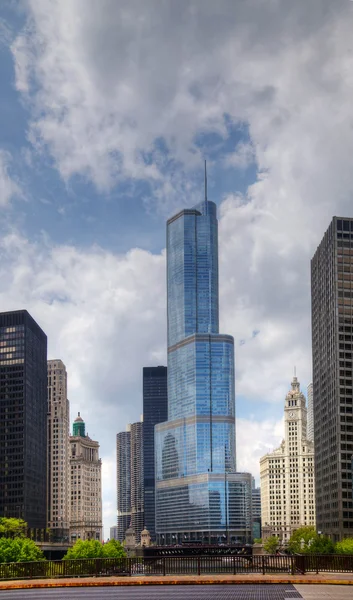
[73,412,85,437]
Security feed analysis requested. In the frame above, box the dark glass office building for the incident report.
[311,217,353,540]
[155,193,252,544]
[143,366,167,540]
[0,310,47,528]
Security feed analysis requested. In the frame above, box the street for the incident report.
[0,585,351,600]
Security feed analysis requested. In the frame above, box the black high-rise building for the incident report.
[0,310,47,528]
[143,366,167,540]
[311,217,353,540]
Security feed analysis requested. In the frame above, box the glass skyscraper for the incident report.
[155,191,252,545]
[143,366,168,541]
[0,310,47,529]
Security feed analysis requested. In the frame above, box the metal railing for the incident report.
[0,554,352,580]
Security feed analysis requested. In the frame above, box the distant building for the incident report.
[109,526,118,541]
[69,413,102,542]
[47,360,70,538]
[307,383,314,442]
[131,419,144,544]
[251,482,261,540]
[311,217,353,539]
[0,310,47,528]
[143,366,167,541]
[116,419,144,544]
[116,428,131,542]
[260,375,315,544]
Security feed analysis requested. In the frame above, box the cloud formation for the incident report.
[12,1,353,203]
[0,150,21,206]
[4,0,353,534]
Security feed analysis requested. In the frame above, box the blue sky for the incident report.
[1,0,353,536]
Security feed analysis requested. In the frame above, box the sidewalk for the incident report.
[0,572,353,590]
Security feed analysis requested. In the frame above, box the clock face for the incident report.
[289,411,294,417]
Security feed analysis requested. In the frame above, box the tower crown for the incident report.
[73,412,85,437]
[285,374,306,409]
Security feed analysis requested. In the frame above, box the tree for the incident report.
[0,518,27,539]
[288,526,334,554]
[288,526,316,554]
[309,535,334,555]
[64,539,105,559]
[0,538,45,563]
[335,538,353,555]
[263,535,279,554]
[102,539,126,558]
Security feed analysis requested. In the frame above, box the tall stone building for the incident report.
[116,428,131,542]
[69,413,102,542]
[0,310,47,528]
[143,366,168,541]
[47,360,70,538]
[260,375,315,544]
[311,216,353,540]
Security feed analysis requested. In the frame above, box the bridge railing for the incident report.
[0,554,352,580]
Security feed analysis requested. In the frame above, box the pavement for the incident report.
[0,572,352,590]
[0,583,352,599]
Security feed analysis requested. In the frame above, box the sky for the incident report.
[1,0,353,538]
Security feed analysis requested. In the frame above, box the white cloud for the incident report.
[224,142,256,170]
[5,0,353,533]
[11,0,353,204]
[0,150,22,206]
[0,231,166,536]
[237,417,284,483]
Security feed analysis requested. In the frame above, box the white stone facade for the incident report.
[69,425,103,542]
[260,376,316,544]
[47,360,70,534]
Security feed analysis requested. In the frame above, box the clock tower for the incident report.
[284,373,308,446]
[260,374,315,543]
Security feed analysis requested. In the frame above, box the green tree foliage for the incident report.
[0,538,45,563]
[263,535,279,554]
[103,538,126,558]
[335,538,353,555]
[309,535,334,555]
[64,539,105,559]
[63,539,126,560]
[288,526,334,554]
[0,517,27,539]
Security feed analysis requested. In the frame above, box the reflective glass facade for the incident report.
[156,198,251,543]
[167,201,219,349]
[0,310,47,529]
[143,366,168,541]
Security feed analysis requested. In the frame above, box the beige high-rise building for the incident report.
[69,413,103,542]
[260,375,316,544]
[47,359,70,537]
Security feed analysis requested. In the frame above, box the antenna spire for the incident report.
[204,159,208,202]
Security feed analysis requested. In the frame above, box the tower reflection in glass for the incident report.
[155,171,252,545]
